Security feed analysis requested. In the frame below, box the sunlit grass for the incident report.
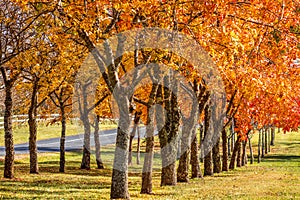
[0,131,299,199]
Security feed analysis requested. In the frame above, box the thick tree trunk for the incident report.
[258,130,261,163]
[248,135,254,164]
[59,106,66,172]
[81,115,91,170]
[28,84,38,174]
[4,84,14,178]
[94,116,104,169]
[110,97,130,199]
[229,137,239,170]
[222,129,228,171]
[212,137,221,173]
[270,127,275,146]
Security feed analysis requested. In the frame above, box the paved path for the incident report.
[0,127,146,156]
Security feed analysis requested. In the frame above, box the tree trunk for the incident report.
[110,97,130,200]
[4,83,14,178]
[141,84,158,194]
[212,137,221,173]
[222,129,228,171]
[228,137,231,157]
[248,135,254,164]
[28,84,38,174]
[265,128,268,155]
[129,112,140,166]
[268,128,271,152]
[257,130,261,163]
[261,128,265,158]
[270,127,275,146]
[177,124,191,182]
[59,106,66,172]
[81,115,91,170]
[191,129,202,178]
[178,98,199,182]
[94,116,104,169]
[241,141,247,166]
[203,105,213,176]
[136,126,141,165]
[229,136,239,170]
[236,139,242,167]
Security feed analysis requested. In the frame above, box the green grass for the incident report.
[0,131,299,199]
[0,122,117,145]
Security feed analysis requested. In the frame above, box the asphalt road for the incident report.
[0,127,146,156]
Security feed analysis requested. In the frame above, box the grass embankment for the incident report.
[0,132,299,199]
[0,122,117,145]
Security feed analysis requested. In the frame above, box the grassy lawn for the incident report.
[0,121,118,146]
[0,131,299,199]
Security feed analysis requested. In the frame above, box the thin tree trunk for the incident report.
[4,83,14,178]
[261,128,265,158]
[270,127,275,146]
[222,129,228,171]
[268,128,271,152]
[229,136,239,170]
[28,84,38,174]
[258,130,261,163]
[129,112,140,165]
[265,128,268,154]
[248,135,254,164]
[236,138,242,167]
[141,84,158,194]
[94,116,104,169]
[212,137,221,173]
[81,115,91,170]
[191,129,202,178]
[241,141,247,166]
[59,106,66,172]
[203,104,213,176]
[228,137,231,157]
[137,126,140,165]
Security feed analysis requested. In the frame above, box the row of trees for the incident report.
[1,0,299,199]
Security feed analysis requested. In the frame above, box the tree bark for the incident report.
[241,141,247,166]
[3,83,14,178]
[229,136,239,170]
[203,105,213,176]
[236,138,242,167]
[270,126,275,146]
[261,128,265,158]
[191,130,202,178]
[81,114,91,170]
[212,137,221,173]
[94,116,104,169]
[141,84,158,194]
[28,83,38,174]
[136,126,140,165]
[265,128,268,155]
[59,105,66,172]
[110,97,130,199]
[248,135,254,164]
[222,129,228,171]
[129,112,140,166]
[257,130,261,163]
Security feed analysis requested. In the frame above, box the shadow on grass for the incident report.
[263,155,300,163]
